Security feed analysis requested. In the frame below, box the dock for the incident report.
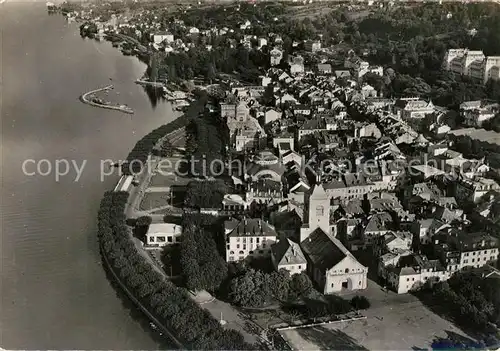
[135,79,165,88]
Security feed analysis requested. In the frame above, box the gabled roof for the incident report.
[301,227,363,271]
[311,184,329,200]
[225,218,277,238]
[340,199,364,217]
[365,212,393,233]
[272,239,307,266]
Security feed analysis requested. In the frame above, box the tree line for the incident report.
[179,213,228,292]
[121,92,207,175]
[423,269,500,344]
[97,191,254,349]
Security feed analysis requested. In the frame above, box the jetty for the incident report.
[135,79,165,88]
[80,85,134,114]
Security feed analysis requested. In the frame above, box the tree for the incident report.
[270,269,291,301]
[229,269,273,307]
[205,62,216,84]
[136,215,152,227]
[350,295,371,310]
[289,272,313,300]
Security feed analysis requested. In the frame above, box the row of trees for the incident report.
[98,191,253,349]
[184,107,230,177]
[122,92,207,175]
[179,213,228,292]
[426,270,500,335]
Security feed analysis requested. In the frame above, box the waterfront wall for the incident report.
[99,242,184,348]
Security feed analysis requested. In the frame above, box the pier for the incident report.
[135,79,165,88]
[80,85,134,114]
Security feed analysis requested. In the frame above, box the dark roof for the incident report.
[271,239,307,266]
[279,142,291,151]
[225,218,277,238]
[301,228,350,270]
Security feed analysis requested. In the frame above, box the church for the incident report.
[299,184,368,294]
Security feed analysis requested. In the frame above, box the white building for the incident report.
[152,32,174,44]
[304,39,321,52]
[460,100,499,127]
[270,48,283,66]
[271,238,307,274]
[145,223,182,247]
[264,108,281,125]
[443,49,500,84]
[225,218,277,262]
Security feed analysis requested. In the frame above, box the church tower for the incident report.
[300,184,331,242]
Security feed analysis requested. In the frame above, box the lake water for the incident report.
[0,3,174,349]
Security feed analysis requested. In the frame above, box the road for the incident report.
[122,154,263,345]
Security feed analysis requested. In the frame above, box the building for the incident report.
[264,108,281,125]
[271,238,307,274]
[297,118,326,140]
[433,231,499,273]
[385,254,449,294]
[152,32,174,44]
[257,37,267,49]
[317,63,332,74]
[273,134,295,153]
[225,218,278,262]
[270,48,283,66]
[484,56,500,83]
[455,177,500,203]
[324,173,396,201]
[393,98,435,120]
[222,194,248,215]
[460,100,499,127]
[443,49,500,84]
[145,223,182,248]
[304,39,321,52]
[300,184,331,242]
[246,179,284,205]
[443,49,485,79]
[289,55,305,75]
[360,84,377,98]
[354,123,381,139]
[227,101,267,151]
[301,228,368,293]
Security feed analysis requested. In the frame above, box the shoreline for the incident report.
[80,85,134,114]
[99,242,184,348]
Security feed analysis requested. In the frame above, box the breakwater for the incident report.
[80,85,134,114]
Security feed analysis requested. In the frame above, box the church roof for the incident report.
[301,228,357,270]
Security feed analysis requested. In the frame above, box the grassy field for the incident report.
[139,192,170,211]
